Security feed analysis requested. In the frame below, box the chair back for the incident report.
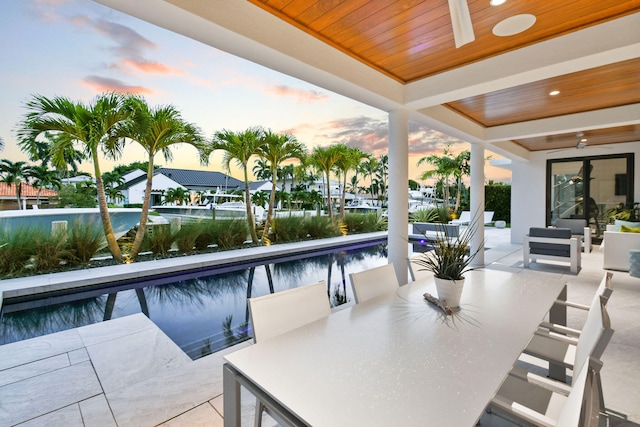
[555,357,601,427]
[573,295,614,379]
[249,281,331,343]
[593,272,614,305]
[555,218,587,235]
[349,263,399,304]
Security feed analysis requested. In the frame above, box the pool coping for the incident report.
[0,232,387,310]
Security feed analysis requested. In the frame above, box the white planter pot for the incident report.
[434,276,465,308]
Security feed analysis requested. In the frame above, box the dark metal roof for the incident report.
[155,168,244,191]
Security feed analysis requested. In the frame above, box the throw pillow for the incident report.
[620,225,640,233]
[614,220,640,232]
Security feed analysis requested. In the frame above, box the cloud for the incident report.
[297,116,468,158]
[82,75,153,95]
[264,85,329,103]
[121,58,184,75]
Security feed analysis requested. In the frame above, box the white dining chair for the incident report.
[516,292,613,417]
[248,281,331,426]
[536,272,613,338]
[523,289,614,374]
[349,263,399,304]
[490,356,602,427]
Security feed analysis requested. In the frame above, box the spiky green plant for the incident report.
[32,231,74,271]
[412,219,482,280]
[174,222,204,253]
[213,219,249,249]
[0,228,39,276]
[303,216,342,239]
[410,208,440,223]
[343,213,386,233]
[272,216,306,243]
[68,221,105,263]
[143,224,174,255]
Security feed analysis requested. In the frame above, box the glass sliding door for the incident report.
[547,153,634,241]
[549,161,584,223]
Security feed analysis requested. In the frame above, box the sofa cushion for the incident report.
[613,219,640,232]
[529,227,572,257]
[621,225,640,233]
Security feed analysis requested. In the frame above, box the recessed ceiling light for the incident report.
[549,90,560,96]
[580,138,588,142]
[490,0,507,5]
[492,14,536,37]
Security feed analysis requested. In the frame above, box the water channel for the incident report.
[0,242,388,359]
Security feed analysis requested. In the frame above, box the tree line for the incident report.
[5,92,395,264]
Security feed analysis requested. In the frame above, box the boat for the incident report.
[0,208,142,240]
[152,202,265,222]
[344,200,382,214]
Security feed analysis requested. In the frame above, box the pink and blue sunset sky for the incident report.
[0,0,510,184]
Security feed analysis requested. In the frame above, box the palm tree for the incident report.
[374,155,389,206]
[309,145,342,221]
[0,159,31,209]
[256,130,306,240]
[252,158,271,181]
[417,145,466,212]
[121,96,208,259]
[333,145,369,219]
[102,171,125,205]
[26,164,62,206]
[211,127,264,243]
[17,93,131,261]
[21,132,85,177]
[451,150,471,213]
[251,190,269,209]
[361,157,379,203]
[164,187,190,205]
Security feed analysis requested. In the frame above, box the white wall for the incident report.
[125,175,184,205]
[510,141,640,244]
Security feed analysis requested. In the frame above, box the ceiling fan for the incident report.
[549,132,588,153]
[448,0,475,48]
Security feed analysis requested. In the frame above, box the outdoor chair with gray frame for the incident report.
[555,218,592,253]
[524,227,582,274]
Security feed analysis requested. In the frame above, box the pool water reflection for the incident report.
[0,243,388,359]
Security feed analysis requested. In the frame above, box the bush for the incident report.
[303,216,342,239]
[343,213,386,233]
[175,222,206,253]
[144,224,174,255]
[211,219,249,249]
[68,221,105,263]
[410,208,440,223]
[485,183,511,222]
[0,228,39,276]
[32,231,74,271]
[272,216,306,243]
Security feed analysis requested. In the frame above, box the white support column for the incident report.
[470,142,485,266]
[388,109,409,284]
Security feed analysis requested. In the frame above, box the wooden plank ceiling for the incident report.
[248,0,640,151]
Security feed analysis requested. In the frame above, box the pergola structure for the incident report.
[95,0,640,283]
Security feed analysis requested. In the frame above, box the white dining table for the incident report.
[223,269,566,427]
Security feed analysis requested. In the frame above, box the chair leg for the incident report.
[407,257,415,282]
[254,398,264,427]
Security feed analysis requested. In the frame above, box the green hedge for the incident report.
[485,184,511,222]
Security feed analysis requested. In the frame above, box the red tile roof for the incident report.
[0,182,58,198]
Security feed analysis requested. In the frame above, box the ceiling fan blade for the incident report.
[448,0,475,48]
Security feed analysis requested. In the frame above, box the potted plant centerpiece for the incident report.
[413,218,482,308]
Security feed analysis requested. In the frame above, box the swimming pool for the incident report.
[0,242,388,359]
